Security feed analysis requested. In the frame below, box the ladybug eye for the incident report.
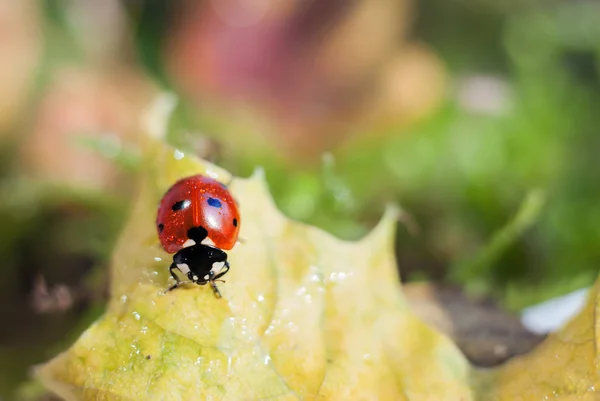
[172,199,191,211]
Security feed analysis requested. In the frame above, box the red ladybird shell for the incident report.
[156,175,241,254]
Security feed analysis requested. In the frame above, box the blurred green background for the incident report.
[1,0,600,399]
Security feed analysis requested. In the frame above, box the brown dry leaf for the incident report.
[35,97,473,400]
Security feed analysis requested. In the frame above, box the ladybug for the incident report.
[156,174,241,298]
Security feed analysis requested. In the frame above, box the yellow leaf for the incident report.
[36,97,473,400]
[482,278,600,400]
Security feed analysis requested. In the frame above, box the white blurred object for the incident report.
[521,288,589,335]
[456,75,514,116]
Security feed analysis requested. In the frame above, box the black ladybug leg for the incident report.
[206,265,228,299]
[166,263,182,292]
[210,280,223,298]
[213,261,230,281]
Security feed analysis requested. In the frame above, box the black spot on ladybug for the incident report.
[187,226,208,242]
[172,199,191,211]
[158,223,164,232]
[207,197,222,208]
[233,218,238,227]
